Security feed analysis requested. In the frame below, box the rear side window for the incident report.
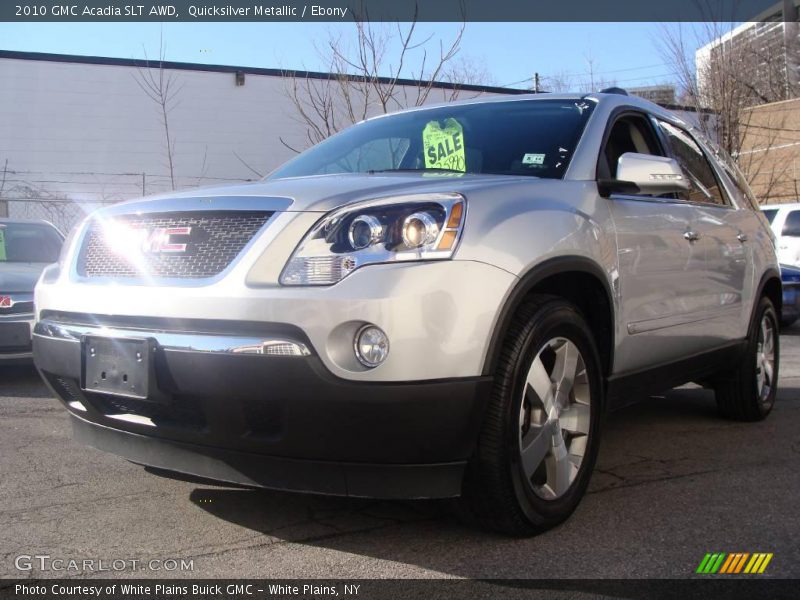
[762,209,778,224]
[657,121,728,206]
[782,211,800,237]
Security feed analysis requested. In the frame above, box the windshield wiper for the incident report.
[367,168,465,174]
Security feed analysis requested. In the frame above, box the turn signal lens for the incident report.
[437,200,465,250]
[446,202,464,228]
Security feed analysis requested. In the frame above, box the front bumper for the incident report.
[0,313,35,360]
[34,318,492,498]
[35,260,517,382]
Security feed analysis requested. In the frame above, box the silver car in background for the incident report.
[32,92,781,535]
[0,219,63,362]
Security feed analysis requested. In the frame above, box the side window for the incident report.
[762,209,778,224]
[782,211,800,237]
[599,114,663,180]
[657,121,728,206]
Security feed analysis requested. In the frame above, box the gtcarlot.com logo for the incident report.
[14,554,194,572]
[696,552,773,574]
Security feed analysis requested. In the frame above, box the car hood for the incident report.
[0,262,48,292]
[106,172,538,214]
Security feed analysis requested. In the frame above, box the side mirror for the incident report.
[598,152,691,198]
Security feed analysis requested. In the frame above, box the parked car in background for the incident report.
[780,263,800,328]
[761,203,800,267]
[0,219,64,362]
[33,92,781,535]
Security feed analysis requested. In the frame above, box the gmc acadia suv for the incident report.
[33,92,781,535]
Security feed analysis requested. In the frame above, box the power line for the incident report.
[498,77,532,88]
[499,61,675,89]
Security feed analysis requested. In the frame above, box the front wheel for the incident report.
[714,296,779,421]
[460,296,603,536]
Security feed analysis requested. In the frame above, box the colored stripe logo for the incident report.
[696,552,773,574]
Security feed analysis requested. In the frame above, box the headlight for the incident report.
[58,222,83,267]
[40,220,85,284]
[280,193,466,286]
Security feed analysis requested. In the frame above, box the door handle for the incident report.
[683,230,700,242]
[737,233,748,243]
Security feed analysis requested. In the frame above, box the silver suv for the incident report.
[33,92,780,535]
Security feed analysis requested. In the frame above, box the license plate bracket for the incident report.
[81,335,154,400]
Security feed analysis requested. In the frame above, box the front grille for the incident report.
[78,211,273,279]
[91,393,207,430]
[45,373,207,431]
[53,376,80,402]
[0,301,33,316]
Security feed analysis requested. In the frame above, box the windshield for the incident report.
[270,99,595,180]
[0,222,63,263]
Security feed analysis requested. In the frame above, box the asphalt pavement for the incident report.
[1,330,798,579]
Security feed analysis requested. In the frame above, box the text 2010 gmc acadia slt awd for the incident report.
[33,92,781,535]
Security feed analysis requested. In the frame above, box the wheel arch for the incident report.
[755,268,782,324]
[482,256,615,378]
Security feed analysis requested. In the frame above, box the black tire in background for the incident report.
[715,296,779,421]
[460,295,603,536]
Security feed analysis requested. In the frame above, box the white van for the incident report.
[762,203,800,267]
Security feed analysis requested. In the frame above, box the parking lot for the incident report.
[2,331,799,580]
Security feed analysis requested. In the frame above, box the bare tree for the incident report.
[660,21,795,203]
[281,8,473,150]
[134,32,183,190]
[537,52,620,93]
[538,71,618,93]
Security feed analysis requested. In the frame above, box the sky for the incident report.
[0,21,696,91]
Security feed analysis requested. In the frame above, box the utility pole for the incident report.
[783,0,799,97]
[0,160,8,218]
[534,72,540,93]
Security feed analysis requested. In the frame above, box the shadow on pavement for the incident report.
[0,364,51,398]
[185,383,794,578]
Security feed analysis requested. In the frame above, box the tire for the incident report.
[714,296,779,421]
[460,295,603,536]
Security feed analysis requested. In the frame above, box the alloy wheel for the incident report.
[518,337,591,500]
[756,313,776,403]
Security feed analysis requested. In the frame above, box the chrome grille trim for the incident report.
[77,211,273,280]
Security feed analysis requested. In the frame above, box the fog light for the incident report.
[354,325,390,368]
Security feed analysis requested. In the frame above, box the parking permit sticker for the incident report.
[423,118,466,172]
[522,153,546,165]
[0,227,6,261]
